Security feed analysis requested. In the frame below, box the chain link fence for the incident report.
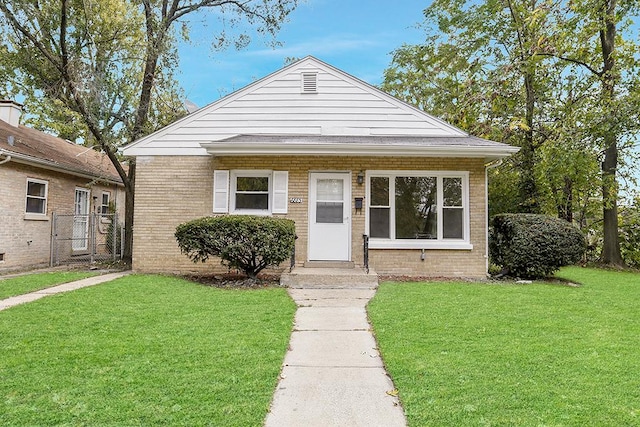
[50,213,123,266]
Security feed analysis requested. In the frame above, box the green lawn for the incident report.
[368,266,640,426]
[0,271,99,300]
[0,275,296,426]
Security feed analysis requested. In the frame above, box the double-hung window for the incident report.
[231,172,271,213]
[213,170,288,215]
[367,171,471,249]
[25,178,48,216]
[100,192,111,216]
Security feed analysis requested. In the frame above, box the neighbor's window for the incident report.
[100,192,111,215]
[26,178,48,215]
[231,172,270,212]
[368,172,468,244]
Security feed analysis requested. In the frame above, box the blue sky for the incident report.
[176,0,426,108]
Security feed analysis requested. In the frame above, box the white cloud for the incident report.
[243,34,381,58]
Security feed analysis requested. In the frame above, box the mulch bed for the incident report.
[184,273,283,289]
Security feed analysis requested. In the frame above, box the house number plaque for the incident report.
[289,197,303,203]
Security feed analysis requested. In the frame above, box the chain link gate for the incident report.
[50,213,123,266]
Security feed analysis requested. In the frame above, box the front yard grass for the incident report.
[368,266,640,426]
[0,275,296,426]
[0,271,99,300]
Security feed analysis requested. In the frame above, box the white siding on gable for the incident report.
[122,57,467,156]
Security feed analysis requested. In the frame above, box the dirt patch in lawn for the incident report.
[379,275,581,287]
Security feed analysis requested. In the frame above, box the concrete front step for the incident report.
[280,267,378,289]
[303,261,355,269]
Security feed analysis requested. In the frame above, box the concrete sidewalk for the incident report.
[264,288,407,427]
[0,271,131,311]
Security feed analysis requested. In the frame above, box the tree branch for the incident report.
[537,52,603,77]
[0,2,63,74]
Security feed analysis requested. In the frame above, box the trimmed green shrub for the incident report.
[490,213,586,279]
[175,215,296,278]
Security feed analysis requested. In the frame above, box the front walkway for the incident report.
[0,271,131,311]
[264,286,407,426]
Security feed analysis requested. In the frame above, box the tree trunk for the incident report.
[599,0,624,265]
[601,138,623,264]
[123,160,136,264]
[517,71,540,213]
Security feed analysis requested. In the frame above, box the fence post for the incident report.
[89,213,95,264]
[119,221,124,260]
[111,213,117,261]
[50,212,57,267]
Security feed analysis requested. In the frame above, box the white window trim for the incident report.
[230,170,272,215]
[365,170,473,250]
[101,191,111,215]
[25,178,49,219]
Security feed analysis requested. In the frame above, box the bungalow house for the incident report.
[122,56,518,278]
[0,100,124,272]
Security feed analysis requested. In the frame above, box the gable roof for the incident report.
[122,56,518,161]
[0,120,123,184]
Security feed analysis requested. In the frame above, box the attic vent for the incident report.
[301,72,318,93]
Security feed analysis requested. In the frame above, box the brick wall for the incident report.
[132,155,488,278]
[0,162,124,272]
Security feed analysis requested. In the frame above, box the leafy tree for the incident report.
[382,0,640,266]
[382,0,564,214]
[542,0,640,265]
[619,198,640,269]
[0,0,297,263]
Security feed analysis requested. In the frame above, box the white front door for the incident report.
[73,188,90,251]
[308,172,351,261]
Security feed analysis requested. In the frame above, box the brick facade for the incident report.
[132,155,488,278]
[0,162,124,272]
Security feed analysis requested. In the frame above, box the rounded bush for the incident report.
[489,213,586,279]
[175,215,296,278]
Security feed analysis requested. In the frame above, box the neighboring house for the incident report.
[0,100,124,272]
[122,56,518,278]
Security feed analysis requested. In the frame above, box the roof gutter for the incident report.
[0,152,11,165]
[0,148,122,185]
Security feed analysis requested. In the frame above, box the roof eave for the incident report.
[200,142,520,161]
[0,148,123,185]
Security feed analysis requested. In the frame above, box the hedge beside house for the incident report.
[175,215,296,278]
[490,213,586,279]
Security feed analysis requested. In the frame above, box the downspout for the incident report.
[484,159,503,275]
[0,154,11,165]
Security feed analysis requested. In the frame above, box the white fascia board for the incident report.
[200,142,520,160]
[122,146,210,156]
